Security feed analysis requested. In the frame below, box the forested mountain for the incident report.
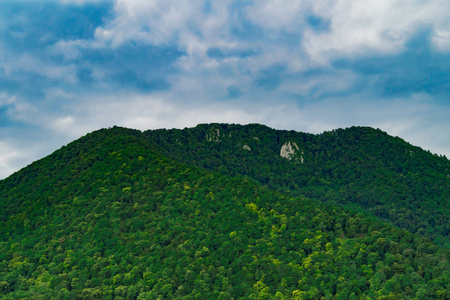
[0,125,449,299]
[144,123,450,248]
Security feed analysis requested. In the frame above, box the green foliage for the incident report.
[145,123,450,247]
[0,125,448,298]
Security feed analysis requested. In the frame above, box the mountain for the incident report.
[0,125,449,299]
[144,123,450,248]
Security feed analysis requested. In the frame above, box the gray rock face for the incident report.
[280,141,304,163]
[280,141,299,160]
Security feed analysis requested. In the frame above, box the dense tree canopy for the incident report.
[0,125,448,299]
[145,123,450,248]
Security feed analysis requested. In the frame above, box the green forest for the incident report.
[0,125,449,299]
[145,124,450,248]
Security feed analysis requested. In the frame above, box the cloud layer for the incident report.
[1,0,450,178]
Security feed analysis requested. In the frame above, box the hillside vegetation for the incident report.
[0,126,448,299]
[144,123,450,248]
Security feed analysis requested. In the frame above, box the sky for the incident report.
[1,0,450,179]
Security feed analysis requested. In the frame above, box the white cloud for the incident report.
[0,142,24,179]
[433,27,450,51]
[89,1,265,64]
[52,116,75,132]
[0,93,16,106]
[304,0,450,63]
[14,54,77,82]
[52,39,90,60]
[84,0,450,75]
[245,0,310,32]
[94,0,207,47]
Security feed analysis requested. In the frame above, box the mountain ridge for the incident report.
[0,124,449,299]
[143,123,450,247]
[3,124,448,246]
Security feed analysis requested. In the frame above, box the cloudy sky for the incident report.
[1,0,450,179]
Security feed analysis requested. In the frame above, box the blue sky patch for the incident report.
[306,14,331,32]
[0,1,112,51]
[254,64,287,90]
[226,85,243,98]
[207,47,257,60]
[332,27,450,97]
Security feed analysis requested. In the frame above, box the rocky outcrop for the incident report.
[280,141,303,163]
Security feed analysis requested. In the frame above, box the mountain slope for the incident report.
[143,123,450,247]
[0,127,448,299]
